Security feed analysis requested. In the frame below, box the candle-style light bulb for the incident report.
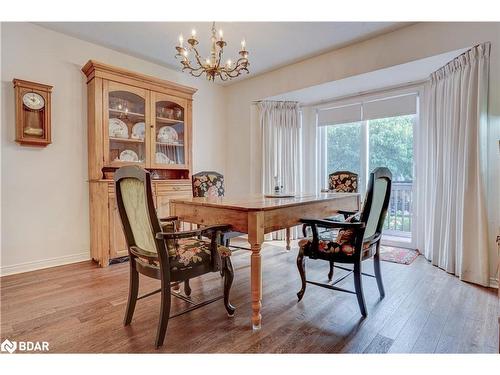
[178,34,184,46]
[241,39,246,50]
[205,58,210,66]
[226,59,232,67]
[191,29,196,37]
[219,29,223,39]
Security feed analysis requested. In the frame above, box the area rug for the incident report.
[379,246,420,265]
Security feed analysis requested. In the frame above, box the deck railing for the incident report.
[383,181,413,237]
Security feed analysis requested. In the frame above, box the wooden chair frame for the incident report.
[303,169,359,277]
[115,166,235,348]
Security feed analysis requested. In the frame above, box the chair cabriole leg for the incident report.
[124,260,139,326]
[223,257,236,317]
[373,244,385,298]
[328,260,334,281]
[296,247,307,301]
[155,279,171,349]
[184,279,192,297]
[353,261,367,317]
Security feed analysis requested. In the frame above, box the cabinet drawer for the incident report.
[108,182,191,196]
[155,182,192,195]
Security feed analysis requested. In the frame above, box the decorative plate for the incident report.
[109,118,128,139]
[155,152,171,164]
[119,149,139,162]
[131,122,145,140]
[157,126,178,143]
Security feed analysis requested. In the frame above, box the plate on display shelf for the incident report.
[131,122,145,140]
[155,152,174,164]
[109,118,128,139]
[119,149,139,162]
[157,126,178,143]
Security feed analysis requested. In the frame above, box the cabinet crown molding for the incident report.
[81,60,197,97]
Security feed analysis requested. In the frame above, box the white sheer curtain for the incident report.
[258,101,302,240]
[415,43,490,286]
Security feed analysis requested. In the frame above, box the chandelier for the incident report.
[175,22,250,82]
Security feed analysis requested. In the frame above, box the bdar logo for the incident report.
[0,339,49,353]
[1,339,17,353]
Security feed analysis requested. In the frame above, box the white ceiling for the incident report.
[267,48,469,105]
[36,22,412,85]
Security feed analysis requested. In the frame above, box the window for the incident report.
[318,93,418,246]
[326,122,362,179]
[369,115,414,182]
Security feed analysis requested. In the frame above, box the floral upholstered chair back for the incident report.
[328,171,358,193]
[192,171,225,198]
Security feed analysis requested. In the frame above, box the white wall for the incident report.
[223,22,500,285]
[0,22,226,275]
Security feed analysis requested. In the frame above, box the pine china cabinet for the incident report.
[82,60,197,266]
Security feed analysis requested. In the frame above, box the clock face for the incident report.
[22,92,45,110]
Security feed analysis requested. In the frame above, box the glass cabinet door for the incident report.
[104,81,148,167]
[150,93,188,169]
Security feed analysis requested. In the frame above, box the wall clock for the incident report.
[13,79,53,147]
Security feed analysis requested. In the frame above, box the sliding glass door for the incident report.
[324,114,416,247]
[368,115,414,246]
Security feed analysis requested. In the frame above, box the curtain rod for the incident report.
[430,42,490,78]
[250,79,426,107]
[303,79,427,108]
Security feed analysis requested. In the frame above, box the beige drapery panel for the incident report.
[415,43,490,286]
[258,101,302,240]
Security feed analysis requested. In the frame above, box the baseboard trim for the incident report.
[489,277,499,289]
[0,252,90,277]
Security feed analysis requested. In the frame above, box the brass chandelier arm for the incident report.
[224,59,249,78]
[182,62,206,75]
[190,45,207,69]
[183,64,205,75]
[182,63,204,72]
[185,68,206,78]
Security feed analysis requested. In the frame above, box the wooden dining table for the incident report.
[170,192,361,330]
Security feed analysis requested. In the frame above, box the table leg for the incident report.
[248,211,264,330]
[285,227,291,251]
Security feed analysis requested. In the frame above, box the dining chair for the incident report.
[297,167,392,317]
[115,166,235,348]
[325,170,360,222]
[328,170,358,193]
[305,170,359,278]
[192,171,249,250]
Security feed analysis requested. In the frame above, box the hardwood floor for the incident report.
[1,240,498,353]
